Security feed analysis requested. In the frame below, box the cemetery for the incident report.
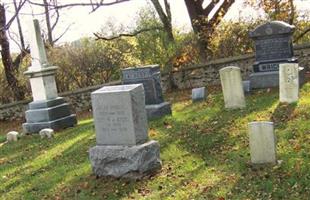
[0,1,310,200]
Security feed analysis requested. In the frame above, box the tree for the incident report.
[245,0,295,24]
[184,0,235,60]
[0,3,26,100]
[150,0,174,43]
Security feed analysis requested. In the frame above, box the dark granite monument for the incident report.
[249,21,304,89]
[122,65,171,119]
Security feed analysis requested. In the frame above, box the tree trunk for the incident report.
[0,4,25,100]
[13,0,25,50]
[43,0,54,46]
[150,0,174,43]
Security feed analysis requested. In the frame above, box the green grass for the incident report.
[1,83,310,200]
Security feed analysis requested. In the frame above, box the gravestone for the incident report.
[243,80,251,94]
[122,65,171,119]
[23,19,76,133]
[219,66,246,109]
[279,63,299,103]
[89,84,162,179]
[248,121,277,165]
[192,87,207,102]
[249,21,304,89]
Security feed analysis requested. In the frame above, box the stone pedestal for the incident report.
[219,66,246,109]
[122,65,171,120]
[23,97,77,133]
[90,84,162,179]
[22,19,76,133]
[250,67,305,89]
[89,140,161,179]
[279,63,299,103]
[248,121,277,165]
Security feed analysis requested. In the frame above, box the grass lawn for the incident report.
[0,83,309,200]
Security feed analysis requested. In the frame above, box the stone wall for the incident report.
[161,43,310,92]
[0,81,121,121]
[1,43,309,121]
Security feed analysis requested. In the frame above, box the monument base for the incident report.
[23,97,77,133]
[89,140,162,179]
[250,67,305,89]
[146,102,172,120]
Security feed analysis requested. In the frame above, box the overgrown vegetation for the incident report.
[0,83,309,199]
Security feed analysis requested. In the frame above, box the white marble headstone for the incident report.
[279,63,299,103]
[248,121,277,165]
[91,84,148,146]
[220,66,246,109]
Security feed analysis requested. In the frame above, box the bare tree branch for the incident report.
[26,0,130,11]
[93,27,163,41]
[294,27,310,43]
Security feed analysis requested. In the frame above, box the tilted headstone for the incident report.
[249,21,304,89]
[248,122,277,165]
[89,84,162,179]
[22,19,76,133]
[220,66,245,109]
[192,87,207,102]
[279,63,299,103]
[122,65,171,119]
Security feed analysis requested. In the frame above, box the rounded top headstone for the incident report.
[249,21,295,38]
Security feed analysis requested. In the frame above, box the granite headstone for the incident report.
[122,65,171,119]
[89,84,162,179]
[249,21,304,89]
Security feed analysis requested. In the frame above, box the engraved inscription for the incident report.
[123,68,151,79]
[258,63,279,72]
[96,104,130,137]
[255,37,292,61]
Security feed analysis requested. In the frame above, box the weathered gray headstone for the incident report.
[192,87,207,102]
[22,19,76,133]
[122,65,171,119]
[248,121,277,165]
[249,21,304,89]
[220,66,246,109]
[89,84,162,179]
[279,63,299,103]
[91,84,148,145]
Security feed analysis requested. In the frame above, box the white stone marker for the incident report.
[279,63,299,103]
[219,66,245,109]
[192,87,206,102]
[91,84,148,145]
[7,131,19,142]
[248,121,277,165]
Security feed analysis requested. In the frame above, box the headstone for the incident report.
[122,65,171,119]
[248,121,277,165]
[242,80,251,94]
[220,66,246,109]
[249,21,305,89]
[22,19,76,133]
[279,63,299,103]
[89,84,162,179]
[91,84,148,145]
[192,87,207,102]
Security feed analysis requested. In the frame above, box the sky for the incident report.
[4,0,310,52]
